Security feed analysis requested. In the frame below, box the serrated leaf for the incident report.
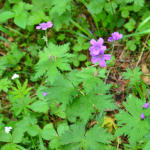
[115,96,150,144]
[0,130,11,142]
[0,78,12,93]
[29,100,49,113]
[60,123,113,150]
[41,123,58,140]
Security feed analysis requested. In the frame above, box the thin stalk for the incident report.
[30,135,37,150]
[111,43,115,55]
[45,30,49,49]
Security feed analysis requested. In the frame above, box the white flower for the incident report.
[5,126,12,134]
[12,73,19,80]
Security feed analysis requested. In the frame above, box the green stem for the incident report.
[45,30,49,49]
[111,43,115,55]
[30,135,37,150]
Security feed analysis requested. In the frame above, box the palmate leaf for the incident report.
[0,78,12,93]
[66,83,117,123]
[115,95,150,144]
[44,73,78,105]
[75,66,107,94]
[35,42,73,84]
[59,123,113,150]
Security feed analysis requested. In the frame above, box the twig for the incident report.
[136,34,150,68]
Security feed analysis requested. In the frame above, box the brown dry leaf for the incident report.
[4,37,13,47]
[141,64,150,85]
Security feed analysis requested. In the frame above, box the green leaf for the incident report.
[121,9,129,18]
[66,83,116,123]
[78,54,87,61]
[16,114,39,136]
[0,130,11,142]
[1,143,20,150]
[143,140,150,150]
[60,123,113,150]
[87,0,104,14]
[29,100,49,113]
[115,95,150,144]
[0,11,15,22]
[14,13,27,29]
[12,128,23,143]
[75,66,103,94]
[50,0,71,16]
[35,42,73,84]
[0,78,12,93]
[73,59,80,67]
[73,44,82,51]
[27,10,45,26]
[124,18,136,32]
[44,73,78,105]
[122,67,143,83]
[41,123,58,140]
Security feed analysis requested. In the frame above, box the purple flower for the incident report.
[108,32,123,42]
[142,102,149,108]
[108,37,113,42]
[91,50,111,67]
[43,92,47,96]
[141,113,145,119]
[89,38,106,55]
[36,21,53,30]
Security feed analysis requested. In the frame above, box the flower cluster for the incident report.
[36,21,53,30]
[141,102,149,119]
[89,32,123,67]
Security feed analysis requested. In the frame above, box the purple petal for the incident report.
[141,113,145,119]
[39,23,46,26]
[46,21,53,28]
[98,48,106,55]
[97,38,104,45]
[142,102,149,108]
[108,37,113,42]
[90,39,97,45]
[103,54,111,60]
[41,27,47,30]
[99,58,106,67]
[92,49,100,55]
[91,56,99,63]
[36,26,42,29]
[89,46,95,51]
[43,92,47,96]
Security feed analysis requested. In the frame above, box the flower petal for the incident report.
[141,113,145,119]
[41,27,47,30]
[90,39,97,45]
[99,58,106,67]
[46,21,53,28]
[89,46,95,51]
[108,37,113,42]
[43,92,48,96]
[91,56,99,63]
[142,102,149,108]
[36,26,42,29]
[92,49,100,55]
[103,54,111,60]
[98,48,106,55]
[97,38,104,45]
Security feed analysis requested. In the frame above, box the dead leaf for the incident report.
[4,37,13,47]
[141,64,150,85]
